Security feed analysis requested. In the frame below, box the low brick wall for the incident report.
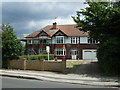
[44,61,62,72]
[9,60,24,69]
[9,60,66,72]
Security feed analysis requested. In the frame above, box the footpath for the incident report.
[0,69,119,88]
[0,60,119,88]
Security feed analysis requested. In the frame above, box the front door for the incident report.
[71,49,78,60]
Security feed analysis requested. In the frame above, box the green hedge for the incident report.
[97,38,120,75]
[19,54,54,60]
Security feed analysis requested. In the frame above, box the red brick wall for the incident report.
[25,44,98,59]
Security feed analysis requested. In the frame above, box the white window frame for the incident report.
[71,49,78,55]
[55,49,66,56]
[88,37,99,44]
[56,36,64,44]
[71,37,77,44]
[27,40,32,44]
[80,37,88,44]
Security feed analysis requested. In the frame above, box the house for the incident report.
[21,22,99,60]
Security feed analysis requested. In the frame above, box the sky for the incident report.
[2,1,88,38]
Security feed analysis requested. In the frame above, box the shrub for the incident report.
[19,54,54,60]
[97,38,120,75]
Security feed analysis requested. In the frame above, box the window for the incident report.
[33,40,39,44]
[85,51,92,52]
[55,49,66,56]
[80,37,88,43]
[28,40,32,44]
[39,40,47,44]
[70,49,78,55]
[88,37,99,44]
[56,36,64,44]
[71,37,78,44]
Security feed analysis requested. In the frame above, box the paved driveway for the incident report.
[66,60,101,77]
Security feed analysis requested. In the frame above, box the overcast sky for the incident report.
[2,2,88,38]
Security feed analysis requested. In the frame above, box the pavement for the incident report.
[0,69,119,88]
[0,60,120,88]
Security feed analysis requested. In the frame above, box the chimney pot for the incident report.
[53,22,57,29]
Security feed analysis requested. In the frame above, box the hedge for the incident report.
[19,54,54,60]
[97,38,120,75]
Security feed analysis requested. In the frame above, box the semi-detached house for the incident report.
[21,22,99,60]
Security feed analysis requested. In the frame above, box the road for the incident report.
[2,76,108,88]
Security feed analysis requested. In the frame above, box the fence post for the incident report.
[40,60,44,71]
[24,60,27,70]
[62,58,66,73]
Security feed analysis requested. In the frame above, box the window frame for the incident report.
[55,49,66,56]
[28,40,32,44]
[71,37,78,44]
[88,37,99,44]
[56,36,64,44]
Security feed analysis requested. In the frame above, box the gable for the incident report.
[53,30,67,36]
[55,31,64,36]
[39,31,49,37]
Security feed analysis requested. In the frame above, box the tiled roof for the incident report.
[26,31,41,38]
[26,24,88,38]
[46,30,59,36]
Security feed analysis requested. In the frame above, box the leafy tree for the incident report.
[97,37,120,75]
[72,1,120,75]
[1,24,24,68]
[72,1,120,43]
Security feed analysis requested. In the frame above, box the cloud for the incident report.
[2,2,88,38]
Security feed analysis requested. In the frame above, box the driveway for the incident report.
[73,60,101,77]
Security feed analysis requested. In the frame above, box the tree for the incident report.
[72,1,120,75]
[72,1,120,43]
[1,24,24,68]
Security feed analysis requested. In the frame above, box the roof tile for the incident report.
[26,24,88,38]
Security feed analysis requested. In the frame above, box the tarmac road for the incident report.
[1,76,108,88]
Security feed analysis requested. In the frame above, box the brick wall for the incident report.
[9,60,66,72]
[25,44,98,59]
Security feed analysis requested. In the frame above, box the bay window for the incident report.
[55,49,66,56]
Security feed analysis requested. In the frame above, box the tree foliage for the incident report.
[72,1,120,42]
[72,1,120,75]
[1,24,24,68]
[97,37,120,75]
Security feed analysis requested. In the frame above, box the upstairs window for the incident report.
[40,40,46,44]
[88,37,99,44]
[33,40,39,44]
[56,36,64,44]
[28,40,32,44]
[71,37,78,44]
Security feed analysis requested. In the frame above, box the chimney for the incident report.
[53,22,57,29]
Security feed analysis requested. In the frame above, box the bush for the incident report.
[97,38,120,75]
[19,54,54,60]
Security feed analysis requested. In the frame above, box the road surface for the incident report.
[2,76,109,88]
